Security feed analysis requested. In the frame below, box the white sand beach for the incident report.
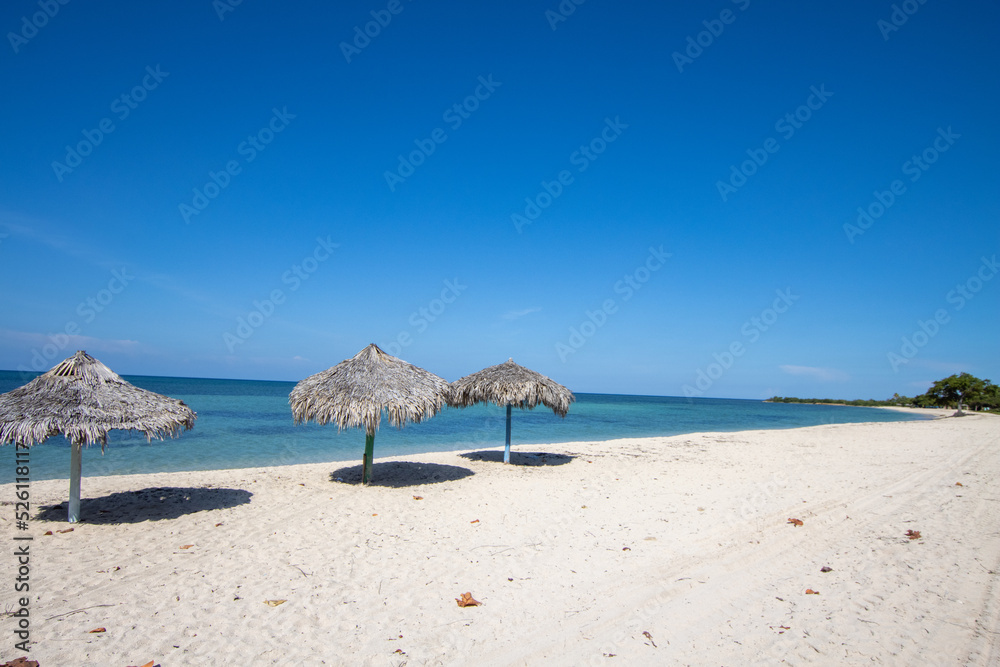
[2,413,998,666]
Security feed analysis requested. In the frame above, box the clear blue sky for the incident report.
[1,0,997,399]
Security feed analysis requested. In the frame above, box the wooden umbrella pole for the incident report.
[68,440,83,523]
[504,404,512,464]
[362,431,375,484]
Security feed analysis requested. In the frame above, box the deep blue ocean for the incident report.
[0,371,932,483]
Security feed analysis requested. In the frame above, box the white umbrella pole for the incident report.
[68,440,82,522]
[504,404,512,464]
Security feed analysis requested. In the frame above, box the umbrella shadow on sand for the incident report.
[329,461,474,487]
[33,486,252,524]
[459,450,575,466]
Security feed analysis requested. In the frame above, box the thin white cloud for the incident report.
[0,329,142,367]
[0,211,250,323]
[779,365,850,382]
[0,212,121,270]
[502,307,541,321]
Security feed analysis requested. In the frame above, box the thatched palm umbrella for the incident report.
[289,343,450,484]
[447,358,575,463]
[0,351,196,522]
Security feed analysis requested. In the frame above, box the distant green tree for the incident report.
[984,383,1000,411]
[967,379,999,411]
[887,393,912,406]
[766,376,997,411]
[918,373,991,413]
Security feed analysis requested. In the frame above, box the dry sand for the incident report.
[2,413,998,666]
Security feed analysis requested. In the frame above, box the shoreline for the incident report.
[0,406,951,502]
[1,406,943,484]
[768,401,957,415]
[2,415,998,664]
[0,409,947,489]
[873,404,951,416]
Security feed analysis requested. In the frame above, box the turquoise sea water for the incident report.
[0,371,933,483]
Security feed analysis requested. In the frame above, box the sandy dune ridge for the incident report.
[1,413,997,665]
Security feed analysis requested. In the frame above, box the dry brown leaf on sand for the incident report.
[413,495,423,500]
[906,530,922,540]
[805,589,820,595]
[456,592,481,607]
[956,482,963,487]
[2,658,41,667]
[264,599,287,606]
[89,627,106,633]
[787,518,804,527]
[470,519,480,524]
[179,544,194,549]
